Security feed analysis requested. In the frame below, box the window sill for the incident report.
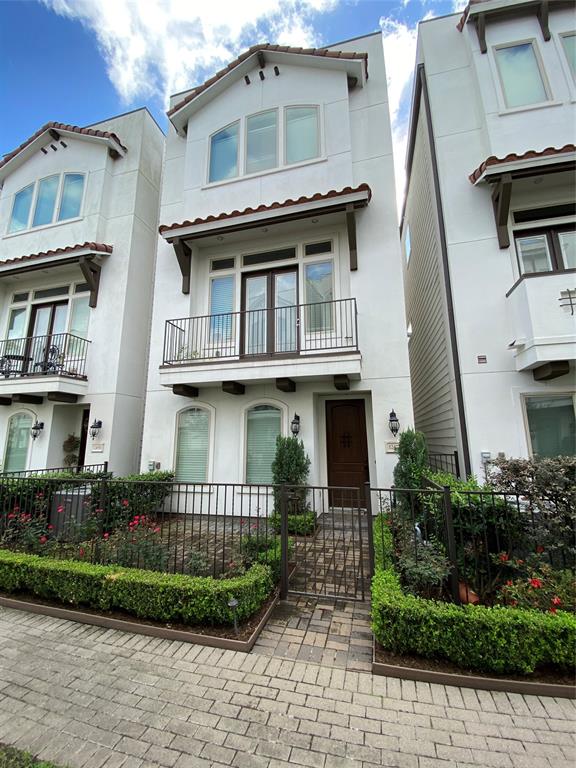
[497,100,563,117]
[2,216,84,240]
[202,156,328,191]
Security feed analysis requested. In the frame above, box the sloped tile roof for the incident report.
[167,44,369,118]
[159,184,372,235]
[469,144,576,183]
[0,242,113,267]
[0,122,127,171]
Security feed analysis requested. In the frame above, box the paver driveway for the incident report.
[0,604,574,768]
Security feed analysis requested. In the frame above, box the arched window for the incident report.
[245,405,282,484]
[175,408,210,482]
[3,413,32,472]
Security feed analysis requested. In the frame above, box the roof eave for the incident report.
[0,246,112,277]
[168,53,366,136]
[471,152,576,184]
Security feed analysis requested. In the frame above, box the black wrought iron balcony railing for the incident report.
[163,298,358,366]
[0,333,90,380]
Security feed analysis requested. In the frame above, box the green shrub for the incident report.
[393,429,428,490]
[373,513,394,571]
[497,562,576,614]
[371,568,576,674]
[0,549,273,626]
[271,436,311,515]
[269,510,316,536]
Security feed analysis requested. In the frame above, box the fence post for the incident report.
[364,482,375,580]
[279,485,289,600]
[103,461,109,474]
[443,485,460,604]
[453,451,460,479]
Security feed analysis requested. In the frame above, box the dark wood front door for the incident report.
[326,399,369,505]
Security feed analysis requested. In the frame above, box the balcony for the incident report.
[506,272,576,372]
[160,298,361,389]
[0,333,90,402]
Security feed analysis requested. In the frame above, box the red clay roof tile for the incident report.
[0,242,113,267]
[0,122,127,171]
[159,184,372,235]
[167,44,368,118]
[469,144,576,184]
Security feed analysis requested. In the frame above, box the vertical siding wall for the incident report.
[404,107,458,455]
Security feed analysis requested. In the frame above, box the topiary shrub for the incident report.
[271,436,313,534]
[393,429,428,490]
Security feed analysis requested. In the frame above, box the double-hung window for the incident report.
[305,261,334,332]
[175,408,210,482]
[525,396,575,458]
[514,226,575,275]
[245,405,281,483]
[494,42,548,108]
[209,122,239,183]
[210,275,235,346]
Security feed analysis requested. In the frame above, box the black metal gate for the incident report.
[279,484,373,602]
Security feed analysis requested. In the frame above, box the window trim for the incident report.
[514,224,576,276]
[6,172,86,236]
[207,120,240,184]
[4,281,92,340]
[492,39,552,111]
[522,392,576,459]
[173,403,215,483]
[558,31,576,83]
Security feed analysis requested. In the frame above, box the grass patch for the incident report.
[0,744,64,768]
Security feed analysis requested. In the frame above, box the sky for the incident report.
[0,0,466,207]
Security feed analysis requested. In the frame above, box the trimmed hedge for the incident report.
[0,550,274,626]
[269,510,316,536]
[371,517,576,675]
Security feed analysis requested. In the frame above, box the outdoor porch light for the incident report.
[291,413,301,436]
[388,410,400,437]
[89,419,102,439]
[30,420,44,440]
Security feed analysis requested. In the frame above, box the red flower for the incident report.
[57,505,64,514]
[551,596,562,606]
[153,526,160,533]
[536,545,544,554]
[47,524,54,531]
[121,499,129,507]
[506,580,513,587]
[529,578,542,589]
[39,535,47,544]
[36,492,44,499]
[7,513,15,520]
[79,547,85,558]
[13,506,19,513]
[103,532,110,540]
[499,553,509,562]
[510,600,518,606]
[516,559,524,566]
[94,508,103,514]
[550,607,557,614]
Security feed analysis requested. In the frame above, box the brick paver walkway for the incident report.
[0,605,574,768]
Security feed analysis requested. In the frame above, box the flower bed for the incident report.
[371,516,576,676]
[0,549,274,626]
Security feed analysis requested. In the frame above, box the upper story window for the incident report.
[560,32,576,80]
[209,122,239,183]
[514,225,575,276]
[207,106,320,185]
[494,42,549,108]
[8,173,85,234]
[285,107,319,165]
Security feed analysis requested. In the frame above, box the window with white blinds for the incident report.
[175,408,210,482]
[246,405,281,484]
[210,275,234,340]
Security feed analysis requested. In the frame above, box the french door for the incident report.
[27,301,68,372]
[241,268,298,356]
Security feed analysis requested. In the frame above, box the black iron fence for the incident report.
[163,298,358,365]
[372,480,575,604]
[0,333,90,379]
[0,463,109,478]
[428,451,460,478]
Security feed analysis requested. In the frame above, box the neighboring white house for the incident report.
[0,109,163,475]
[141,34,413,493]
[402,0,575,479]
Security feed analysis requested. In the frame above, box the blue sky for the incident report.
[0,0,464,200]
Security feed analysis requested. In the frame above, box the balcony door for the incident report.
[27,301,68,372]
[241,267,298,356]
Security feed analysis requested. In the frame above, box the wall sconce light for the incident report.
[89,419,102,439]
[388,410,400,437]
[290,413,301,436]
[30,420,44,440]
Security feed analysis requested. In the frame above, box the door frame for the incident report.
[25,300,68,373]
[240,266,299,357]
[325,399,370,503]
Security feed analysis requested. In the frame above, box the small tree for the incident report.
[271,436,311,488]
[393,428,428,490]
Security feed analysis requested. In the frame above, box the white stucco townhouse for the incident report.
[141,33,414,494]
[401,0,575,480]
[0,108,164,475]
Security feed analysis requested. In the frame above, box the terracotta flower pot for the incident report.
[459,582,480,604]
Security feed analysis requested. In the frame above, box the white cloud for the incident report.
[452,0,468,10]
[380,18,418,215]
[42,0,336,106]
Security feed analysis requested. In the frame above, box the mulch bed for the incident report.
[0,589,276,642]
[375,643,575,686]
